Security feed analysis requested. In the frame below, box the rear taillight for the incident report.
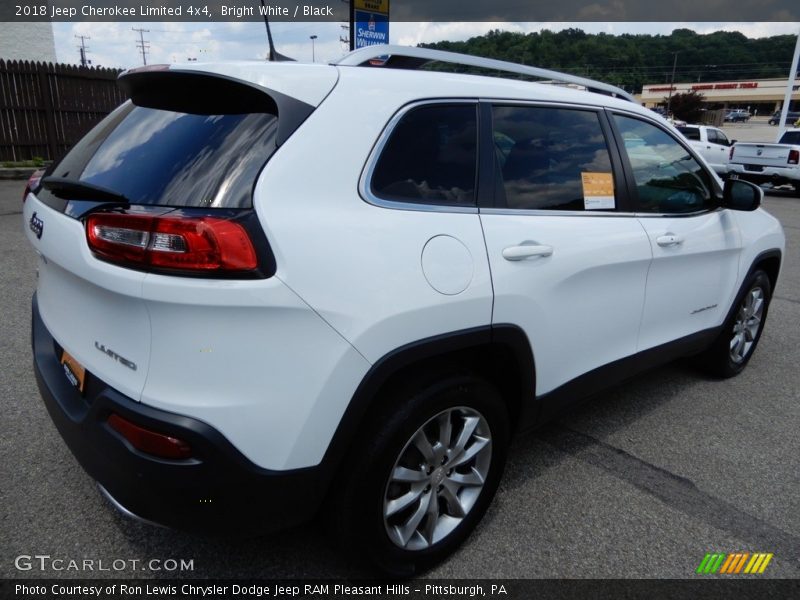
[23,169,45,203]
[789,149,799,165]
[108,413,192,460]
[86,213,257,273]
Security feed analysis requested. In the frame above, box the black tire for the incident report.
[699,270,772,378]
[328,372,510,576]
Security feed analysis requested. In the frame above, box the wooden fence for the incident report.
[0,59,127,162]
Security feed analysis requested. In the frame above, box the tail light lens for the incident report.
[789,149,799,165]
[86,212,257,274]
[23,169,45,203]
[108,413,192,460]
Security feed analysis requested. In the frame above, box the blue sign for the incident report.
[354,10,389,48]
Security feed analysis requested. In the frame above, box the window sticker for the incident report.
[581,172,615,210]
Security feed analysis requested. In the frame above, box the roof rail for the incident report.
[335,45,636,103]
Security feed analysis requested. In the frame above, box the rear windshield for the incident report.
[779,131,800,145]
[676,127,700,140]
[44,101,278,209]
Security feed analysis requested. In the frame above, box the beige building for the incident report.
[637,78,800,115]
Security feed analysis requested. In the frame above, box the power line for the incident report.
[75,35,91,67]
[132,27,150,66]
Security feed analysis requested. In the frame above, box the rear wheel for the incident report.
[700,270,772,377]
[329,373,509,576]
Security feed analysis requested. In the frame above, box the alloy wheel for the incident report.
[730,286,764,363]
[383,406,492,550]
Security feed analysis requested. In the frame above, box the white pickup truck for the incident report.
[728,129,800,196]
[676,124,734,175]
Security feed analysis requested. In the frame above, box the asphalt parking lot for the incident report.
[1,149,798,580]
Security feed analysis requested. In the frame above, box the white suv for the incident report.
[23,45,785,575]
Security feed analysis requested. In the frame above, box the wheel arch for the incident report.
[315,325,536,494]
[750,249,782,295]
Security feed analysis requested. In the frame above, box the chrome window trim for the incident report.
[360,99,723,218]
[479,208,720,218]
[359,99,481,214]
[479,208,635,218]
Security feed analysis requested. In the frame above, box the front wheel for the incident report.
[329,374,510,575]
[700,270,772,377]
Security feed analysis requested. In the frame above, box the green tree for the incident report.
[667,90,706,122]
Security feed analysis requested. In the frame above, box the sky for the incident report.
[53,21,800,74]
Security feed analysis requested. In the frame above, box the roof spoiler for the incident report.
[118,68,314,146]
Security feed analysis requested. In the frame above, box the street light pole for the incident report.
[310,35,318,63]
[666,51,679,116]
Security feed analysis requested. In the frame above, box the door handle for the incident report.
[502,244,553,261]
[656,233,684,247]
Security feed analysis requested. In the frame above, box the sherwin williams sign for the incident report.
[354,0,389,49]
[355,11,389,48]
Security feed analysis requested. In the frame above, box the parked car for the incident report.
[23,45,785,575]
[724,110,751,123]
[676,124,734,175]
[729,128,800,196]
[768,110,800,126]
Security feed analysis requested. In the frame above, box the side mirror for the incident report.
[729,139,737,146]
[722,178,761,211]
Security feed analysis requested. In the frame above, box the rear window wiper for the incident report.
[41,177,131,205]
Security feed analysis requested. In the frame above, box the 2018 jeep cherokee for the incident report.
[24,45,785,575]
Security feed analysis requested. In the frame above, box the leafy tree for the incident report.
[666,90,706,122]
[421,29,797,94]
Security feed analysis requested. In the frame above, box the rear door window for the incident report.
[491,105,617,211]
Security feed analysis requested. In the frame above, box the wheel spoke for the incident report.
[449,416,479,458]
[421,490,440,544]
[730,335,739,351]
[392,466,428,483]
[745,290,755,313]
[449,436,491,468]
[439,484,466,518]
[438,411,453,450]
[386,485,425,517]
[395,491,432,546]
[752,296,764,317]
[412,430,435,463]
[447,466,485,487]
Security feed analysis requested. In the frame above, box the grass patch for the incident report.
[2,157,47,168]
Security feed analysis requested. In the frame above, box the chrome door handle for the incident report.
[656,233,684,247]
[502,244,553,261]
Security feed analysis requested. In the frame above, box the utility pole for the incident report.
[310,35,317,63]
[75,35,90,67]
[778,29,800,136]
[339,0,351,52]
[132,27,150,66]
[666,51,679,116]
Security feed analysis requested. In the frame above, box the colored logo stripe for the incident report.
[697,552,773,574]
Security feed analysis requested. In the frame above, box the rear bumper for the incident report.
[728,165,799,186]
[31,294,326,535]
